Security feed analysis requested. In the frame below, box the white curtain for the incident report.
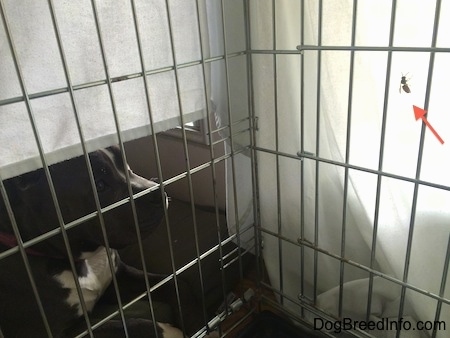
[0,0,207,179]
[251,1,450,337]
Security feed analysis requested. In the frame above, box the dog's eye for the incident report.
[96,180,107,192]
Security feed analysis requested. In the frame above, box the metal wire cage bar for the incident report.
[1,0,450,338]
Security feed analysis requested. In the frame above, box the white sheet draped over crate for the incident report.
[0,0,206,179]
[251,1,450,337]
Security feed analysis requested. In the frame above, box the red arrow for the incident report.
[413,105,444,144]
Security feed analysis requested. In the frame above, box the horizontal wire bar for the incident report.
[161,146,250,186]
[248,46,450,55]
[221,243,255,271]
[208,116,251,136]
[212,128,251,146]
[149,223,255,293]
[220,246,240,263]
[254,146,450,192]
[0,210,96,260]
[73,221,256,338]
[259,226,450,306]
[297,45,450,52]
[0,51,247,107]
[2,143,251,260]
[0,147,251,261]
[151,224,254,294]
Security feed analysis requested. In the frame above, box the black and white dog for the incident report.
[0,146,188,337]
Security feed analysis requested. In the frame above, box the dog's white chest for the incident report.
[54,247,118,316]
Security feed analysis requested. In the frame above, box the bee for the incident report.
[399,73,411,93]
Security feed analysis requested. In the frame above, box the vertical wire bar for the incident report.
[127,0,180,336]
[431,234,450,338]
[271,0,284,306]
[0,3,95,337]
[194,1,229,332]
[396,2,442,335]
[220,0,244,281]
[163,0,209,330]
[244,0,262,310]
[299,0,306,315]
[46,2,132,336]
[366,0,398,322]
[0,179,53,337]
[338,0,358,319]
[174,0,216,332]
[195,0,228,329]
[88,1,171,335]
[313,0,323,304]
[0,5,53,336]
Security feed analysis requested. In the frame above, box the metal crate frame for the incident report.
[0,0,449,337]
[250,1,449,338]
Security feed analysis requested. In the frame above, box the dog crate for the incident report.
[1,0,449,337]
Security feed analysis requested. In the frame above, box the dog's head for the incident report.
[0,146,166,257]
